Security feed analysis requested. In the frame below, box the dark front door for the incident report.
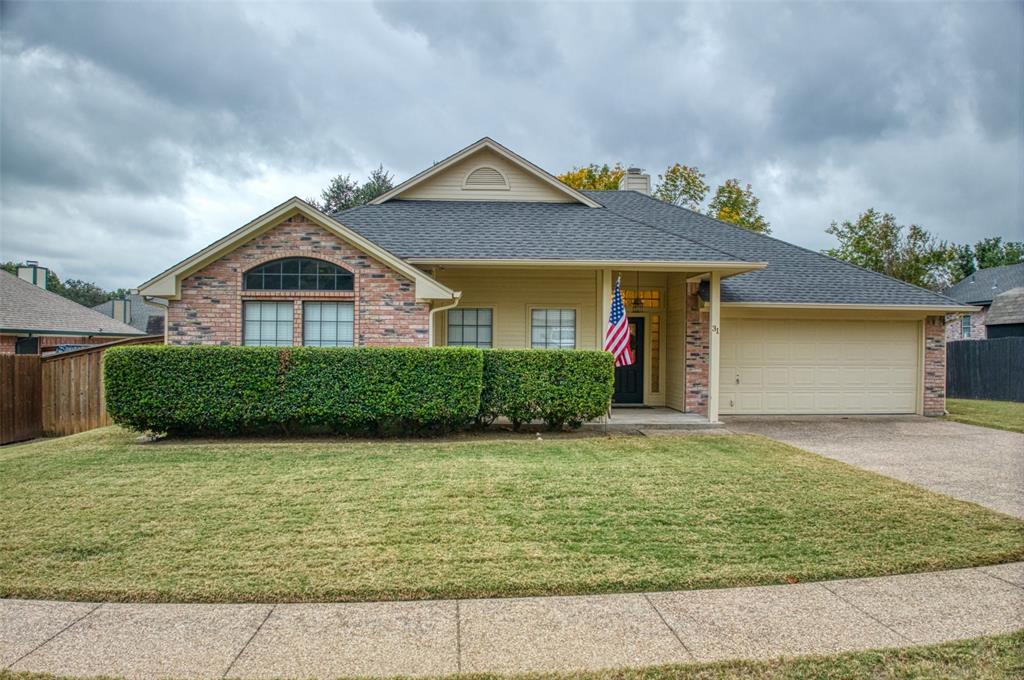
[613,317,644,404]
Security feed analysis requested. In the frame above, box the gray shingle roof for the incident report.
[586,191,963,307]
[92,293,167,333]
[985,287,1024,326]
[944,263,1024,305]
[334,200,746,263]
[0,271,143,336]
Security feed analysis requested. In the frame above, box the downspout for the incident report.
[428,292,462,346]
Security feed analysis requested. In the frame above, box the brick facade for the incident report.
[945,307,988,342]
[923,315,946,417]
[684,282,709,415]
[167,215,429,347]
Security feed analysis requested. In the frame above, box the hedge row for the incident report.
[104,345,613,436]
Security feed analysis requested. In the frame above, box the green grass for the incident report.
[946,398,1024,434]
[2,632,1021,679]
[1,427,1022,603]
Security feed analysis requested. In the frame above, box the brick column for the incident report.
[923,316,946,416]
[684,282,709,415]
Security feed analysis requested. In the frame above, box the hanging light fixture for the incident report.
[630,270,644,312]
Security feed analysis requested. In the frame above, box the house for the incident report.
[92,294,167,335]
[943,263,1024,341]
[138,138,972,420]
[1,266,143,354]
[980,287,1024,338]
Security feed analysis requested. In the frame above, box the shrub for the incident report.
[480,349,614,430]
[105,345,483,436]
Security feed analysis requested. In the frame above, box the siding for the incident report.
[397,148,576,203]
[434,268,599,348]
[665,273,687,411]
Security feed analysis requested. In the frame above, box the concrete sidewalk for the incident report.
[2,563,1022,679]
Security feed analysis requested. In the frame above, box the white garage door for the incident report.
[720,318,920,415]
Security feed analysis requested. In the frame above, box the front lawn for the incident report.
[946,398,1024,434]
[1,428,1021,603]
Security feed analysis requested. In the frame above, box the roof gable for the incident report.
[370,138,602,207]
[137,198,455,301]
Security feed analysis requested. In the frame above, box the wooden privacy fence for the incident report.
[946,338,1024,403]
[0,354,42,445]
[0,335,162,444]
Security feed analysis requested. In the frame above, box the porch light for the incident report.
[630,271,644,312]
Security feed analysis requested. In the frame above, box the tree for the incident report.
[944,237,1024,283]
[653,164,708,210]
[557,163,625,191]
[973,237,1024,270]
[309,164,396,213]
[706,179,771,234]
[823,209,955,290]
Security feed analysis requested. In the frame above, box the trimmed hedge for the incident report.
[480,349,615,430]
[104,345,614,436]
[105,345,484,436]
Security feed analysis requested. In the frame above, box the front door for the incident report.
[613,318,644,404]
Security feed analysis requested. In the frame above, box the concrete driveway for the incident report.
[723,416,1024,519]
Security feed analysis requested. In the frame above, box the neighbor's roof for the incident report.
[985,287,1024,326]
[92,293,167,333]
[334,199,749,264]
[0,271,144,336]
[583,191,966,308]
[944,263,1024,305]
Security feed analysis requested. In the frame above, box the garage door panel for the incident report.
[721,318,919,415]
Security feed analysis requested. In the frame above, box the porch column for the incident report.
[599,269,612,344]
[707,271,722,423]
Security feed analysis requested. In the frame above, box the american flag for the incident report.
[603,276,635,367]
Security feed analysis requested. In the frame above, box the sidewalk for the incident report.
[3,563,1022,679]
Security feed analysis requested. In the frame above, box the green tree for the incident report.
[947,244,977,283]
[973,237,1024,270]
[824,209,954,290]
[557,163,625,191]
[653,164,709,210]
[309,164,396,213]
[706,179,771,234]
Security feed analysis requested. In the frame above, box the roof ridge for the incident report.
[592,191,960,306]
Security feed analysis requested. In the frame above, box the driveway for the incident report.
[723,416,1024,519]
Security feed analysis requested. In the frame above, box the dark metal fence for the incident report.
[946,338,1024,403]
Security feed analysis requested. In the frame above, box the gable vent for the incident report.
[464,166,509,190]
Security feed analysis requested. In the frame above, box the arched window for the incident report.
[243,258,354,291]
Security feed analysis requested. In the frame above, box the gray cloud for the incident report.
[0,0,1020,289]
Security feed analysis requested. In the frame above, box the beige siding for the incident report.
[665,273,687,411]
[397,148,576,203]
[434,268,599,348]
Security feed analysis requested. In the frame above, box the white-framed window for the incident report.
[303,302,354,347]
[243,301,293,346]
[448,308,493,348]
[531,308,576,349]
[961,315,972,339]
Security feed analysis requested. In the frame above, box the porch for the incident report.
[427,265,736,422]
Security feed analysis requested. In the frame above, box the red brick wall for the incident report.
[167,215,430,346]
[684,282,709,415]
[924,315,946,416]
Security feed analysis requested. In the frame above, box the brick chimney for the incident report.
[17,260,49,289]
[618,167,651,195]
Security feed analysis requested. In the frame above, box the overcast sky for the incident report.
[1,1,1022,289]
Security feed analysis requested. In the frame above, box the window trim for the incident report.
[961,314,972,339]
[527,304,580,349]
[301,300,356,347]
[242,300,295,346]
[242,257,354,292]
[446,306,495,348]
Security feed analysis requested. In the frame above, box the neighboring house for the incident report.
[92,294,167,335]
[139,138,971,419]
[981,287,1024,338]
[943,263,1024,341]
[1,266,143,354]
